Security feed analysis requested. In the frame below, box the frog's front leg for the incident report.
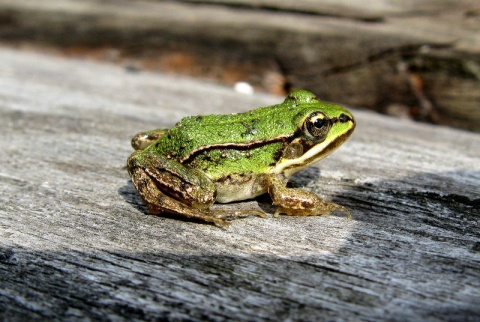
[266,174,351,218]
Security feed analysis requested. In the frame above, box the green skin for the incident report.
[127,90,355,227]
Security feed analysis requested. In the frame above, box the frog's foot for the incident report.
[225,209,267,219]
[148,205,229,228]
[198,209,267,227]
[206,208,267,227]
[148,206,266,228]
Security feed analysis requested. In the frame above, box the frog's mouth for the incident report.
[274,122,355,178]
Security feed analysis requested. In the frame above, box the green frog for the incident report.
[127,90,355,227]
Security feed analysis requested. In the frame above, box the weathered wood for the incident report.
[0,0,479,132]
[0,48,479,321]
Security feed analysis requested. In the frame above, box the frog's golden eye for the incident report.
[304,112,331,140]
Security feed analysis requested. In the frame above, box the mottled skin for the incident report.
[127,90,355,226]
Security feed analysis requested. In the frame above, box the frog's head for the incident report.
[274,90,356,177]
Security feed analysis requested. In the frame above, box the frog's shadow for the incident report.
[118,180,148,214]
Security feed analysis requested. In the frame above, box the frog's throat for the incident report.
[273,125,355,178]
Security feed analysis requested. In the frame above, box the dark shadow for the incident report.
[1,239,479,320]
[340,170,480,240]
[118,180,147,214]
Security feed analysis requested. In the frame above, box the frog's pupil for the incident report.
[314,118,327,129]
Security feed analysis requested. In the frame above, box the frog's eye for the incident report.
[304,112,331,140]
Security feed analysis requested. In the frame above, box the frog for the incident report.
[127,90,355,227]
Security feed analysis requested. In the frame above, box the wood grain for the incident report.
[0,48,479,321]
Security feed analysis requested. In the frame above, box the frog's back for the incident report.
[148,90,331,171]
[152,101,298,161]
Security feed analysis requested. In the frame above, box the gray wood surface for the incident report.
[1,0,479,131]
[0,47,479,321]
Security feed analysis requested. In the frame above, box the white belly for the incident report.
[214,173,267,203]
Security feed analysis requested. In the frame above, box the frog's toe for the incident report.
[210,209,266,227]
[273,208,283,217]
[331,204,352,219]
[233,209,267,219]
[212,217,230,228]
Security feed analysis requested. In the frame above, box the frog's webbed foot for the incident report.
[147,204,266,228]
[205,208,267,228]
[234,209,267,219]
[267,174,352,219]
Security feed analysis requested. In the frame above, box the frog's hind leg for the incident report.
[127,150,234,227]
[128,165,236,227]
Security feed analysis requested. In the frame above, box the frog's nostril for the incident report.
[339,113,351,123]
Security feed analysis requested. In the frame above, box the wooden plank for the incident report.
[0,0,479,132]
[0,48,479,320]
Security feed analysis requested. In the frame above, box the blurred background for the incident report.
[1,0,478,131]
